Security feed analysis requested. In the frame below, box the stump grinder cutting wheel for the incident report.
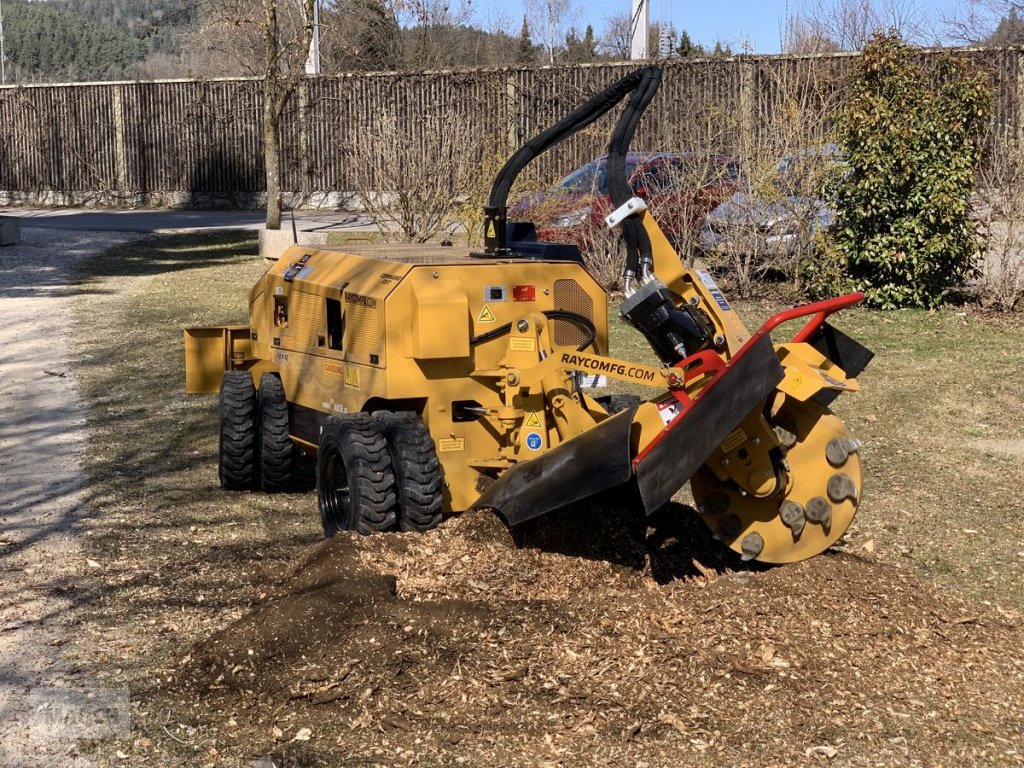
[185,65,873,564]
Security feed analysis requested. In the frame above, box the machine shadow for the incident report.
[509,487,762,583]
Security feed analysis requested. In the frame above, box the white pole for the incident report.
[630,0,648,60]
[0,0,7,85]
[305,0,321,75]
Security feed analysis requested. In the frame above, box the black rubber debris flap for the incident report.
[635,335,784,513]
[473,405,637,527]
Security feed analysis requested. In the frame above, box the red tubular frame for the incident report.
[664,291,864,403]
[741,291,865,353]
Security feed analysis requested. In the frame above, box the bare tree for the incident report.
[599,12,633,60]
[525,0,576,64]
[784,15,842,53]
[974,142,1024,310]
[186,0,314,229]
[787,0,932,51]
[943,0,1021,44]
[347,96,479,243]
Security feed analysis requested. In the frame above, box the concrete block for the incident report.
[258,227,331,261]
[0,216,21,246]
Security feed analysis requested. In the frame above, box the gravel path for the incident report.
[0,229,138,766]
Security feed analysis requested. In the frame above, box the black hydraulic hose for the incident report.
[484,65,663,253]
[605,68,662,280]
[469,310,597,352]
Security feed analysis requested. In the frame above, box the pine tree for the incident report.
[517,16,534,64]
[676,30,704,57]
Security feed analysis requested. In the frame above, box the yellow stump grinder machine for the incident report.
[185,66,873,564]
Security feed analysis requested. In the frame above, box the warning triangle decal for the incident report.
[478,305,496,322]
[524,411,542,428]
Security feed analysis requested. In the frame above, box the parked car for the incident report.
[697,146,842,260]
[510,152,742,251]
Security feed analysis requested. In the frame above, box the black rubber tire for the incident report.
[258,373,294,493]
[218,371,257,490]
[316,414,398,536]
[376,412,443,533]
[597,393,643,415]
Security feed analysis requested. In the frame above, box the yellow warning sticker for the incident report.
[344,367,360,390]
[478,305,496,323]
[721,427,747,454]
[438,437,465,452]
[524,411,542,428]
[324,361,344,377]
[509,337,535,352]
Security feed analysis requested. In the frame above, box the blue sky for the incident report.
[473,0,967,55]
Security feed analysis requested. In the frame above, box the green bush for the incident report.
[823,33,993,308]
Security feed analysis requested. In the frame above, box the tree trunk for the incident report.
[263,90,282,230]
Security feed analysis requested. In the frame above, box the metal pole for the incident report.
[0,0,7,85]
[304,0,320,75]
[630,0,648,60]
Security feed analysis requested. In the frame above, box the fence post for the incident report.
[505,71,518,156]
[298,77,311,199]
[111,84,127,198]
[737,55,756,168]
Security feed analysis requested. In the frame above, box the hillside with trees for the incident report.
[2,1,146,81]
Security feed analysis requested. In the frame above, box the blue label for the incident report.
[525,432,543,451]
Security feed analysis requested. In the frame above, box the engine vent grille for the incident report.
[344,303,381,360]
[553,279,593,349]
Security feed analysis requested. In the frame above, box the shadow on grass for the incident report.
[73,230,258,286]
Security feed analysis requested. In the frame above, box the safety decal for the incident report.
[524,411,542,428]
[509,337,535,352]
[525,432,543,451]
[656,399,682,426]
[818,370,847,388]
[438,437,465,452]
[696,270,732,312]
[344,367,360,389]
[478,305,496,323]
[721,427,748,453]
[324,361,344,376]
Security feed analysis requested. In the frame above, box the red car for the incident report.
[510,152,742,251]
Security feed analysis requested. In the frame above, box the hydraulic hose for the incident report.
[483,65,663,257]
[469,310,597,352]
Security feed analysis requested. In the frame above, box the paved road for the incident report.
[0,229,141,766]
[3,207,377,234]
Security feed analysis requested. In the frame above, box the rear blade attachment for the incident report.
[473,406,637,527]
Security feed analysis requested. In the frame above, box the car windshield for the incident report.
[556,160,638,195]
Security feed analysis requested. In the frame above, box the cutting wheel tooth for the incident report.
[740,532,764,561]
[805,496,833,530]
[700,492,730,517]
[827,472,858,503]
[825,438,863,467]
[720,514,744,540]
[779,500,806,538]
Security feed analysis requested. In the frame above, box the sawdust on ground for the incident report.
[150,506,1024,767]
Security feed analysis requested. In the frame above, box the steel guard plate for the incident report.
[635,335,784,513]
[473,406,638,527]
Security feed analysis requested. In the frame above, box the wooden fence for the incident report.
[0,49,1021,207]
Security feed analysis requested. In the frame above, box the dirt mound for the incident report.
[178,509,1024,766]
